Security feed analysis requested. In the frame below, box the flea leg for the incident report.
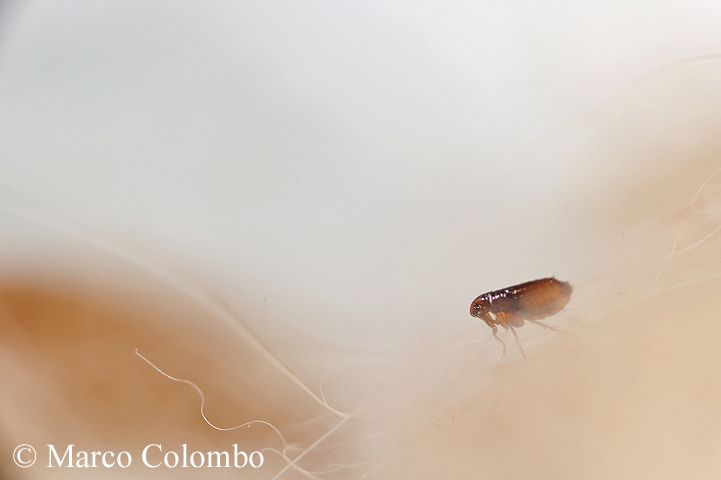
[509,326,526,358]
[528,319,560,332]
[482,313,506,356]
[491,325,506,356]
[497,312,526,358]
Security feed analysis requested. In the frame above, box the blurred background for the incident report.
[2,0,721,478]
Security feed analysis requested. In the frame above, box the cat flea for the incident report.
[469,277,572,357]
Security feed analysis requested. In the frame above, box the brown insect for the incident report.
[470,277,572,357]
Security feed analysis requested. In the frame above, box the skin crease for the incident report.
[3,2,721,480]
[0,264,339,479]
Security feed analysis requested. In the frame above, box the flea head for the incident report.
[469,295,490,317]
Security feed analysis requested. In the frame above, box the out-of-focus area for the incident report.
[2,0,721,478]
